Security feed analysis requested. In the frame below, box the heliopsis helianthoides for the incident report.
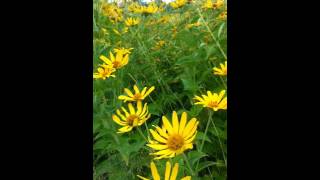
[137,161,191,180]
[217,10,227,20]
[170,0,187,9]
[113,47,133,55]
[202,0,224,10]
[152,40,165,50]
[99,51,129,69]
[125,17,140,27]
[112,101,151,133]
[93,64,116,80]
[213,61,227,76]
[147,111,199,159]
[118,85,155,102]
[101,3,123,22]
[193,90,227,111]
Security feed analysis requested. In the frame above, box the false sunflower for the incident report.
[93,65,116,80]
[118,85,155,102]
[112,101,151,133]
[125,17,140,27]
[212,61,227,76]
[170,0,187,9]
[99,51,129,69]
[193,90,227,111]
[147,111,199,160]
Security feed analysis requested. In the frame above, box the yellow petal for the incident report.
[133,85,140,94]
[118,95,133,102]
[150,129,167,143]
[142,86,155,98]
[169,163,179,180]
[147,144,168,150]
[217,90,226,103]
[164,161,171,180]
[137,175,150,180]
[109,52,115,62]
[136,101,142,115]
[150,162,160,180]
[116,109,127,121]
[185,131,197,144]
[172,111,179,134]
[155,126,169,139]
[112,115,126,126]
[99,55,112,65]
[124,88,134,97]
[128,103,135,114]
[183,118,197,138]
[185,121,199,140]
[117,126,133,133]
[178,112,187,135]
[162,116,174,135]
[140,87,147,96]
[121,107,130,116]
[141,102,148,116]
[181,176,191,180]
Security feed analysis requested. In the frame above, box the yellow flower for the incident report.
[99,51,129,69]
[193,90,227,111]
[213,61,227,76]
[217,10,227,20]
[112,101,151,133]
[101,3,123,22]
[202,0,224,10]
[93,65,116,80]
[133,3,159,14]
[170,0,187,9]
[118,85,155,102]
[152,41,165,50]
[125,17,140,27]
[147,111,199,160]
[137,161,191,180]
[128,2,140,12]
[113,47,134,55]
[185,22,201,29]
[113,27,128,35]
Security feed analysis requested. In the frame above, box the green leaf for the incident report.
[195,131,212,143]
[187,151,208,166]
[197,161,218,172]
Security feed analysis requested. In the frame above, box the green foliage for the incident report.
[94,0,227,179]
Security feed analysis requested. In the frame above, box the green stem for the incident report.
[195,110,213,172]
[209,115,227,166]
[182,153,195,176]
[197,8,227,60]
[137,126,148,142]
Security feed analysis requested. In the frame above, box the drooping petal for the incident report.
[164,161,171,180]
[169,163,179,180]
[117,126,133,133]
[150,162,160,180]
[124,88,134,97]
[137,175,150,180]
[112,115,126,126]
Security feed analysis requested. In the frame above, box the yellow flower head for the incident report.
[99,51,129,69]
[170,0,187,9]
[112,101,151,133]
[93,65,116,80]
[152,40,165,50]
[213,61,227,76]
[113,27,128,35]
[125,17,140,27]
[202,0,224,10]
[134,3,159,14]
[118,85,155,102]
[217,10,227,20]
[101,3,123,22]
[194,90,227,111]
[128,2,140,12]
[137,161,191,180]
[147,111,199,160]
[113,47,134,55]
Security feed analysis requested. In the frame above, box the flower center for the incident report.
[112,61,121,68]
[167,134,184,151]
[133,93,142,100]
[126,115,138,126]
[208,101,219,108]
